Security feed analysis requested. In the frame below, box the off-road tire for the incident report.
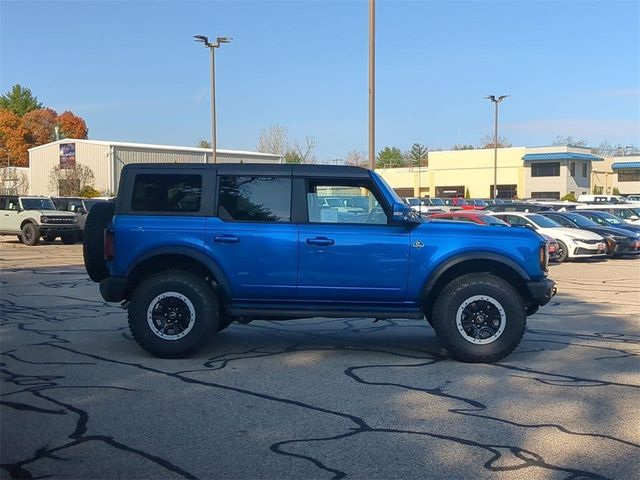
[556,240,569,262]
[61,232,78,245]
[83,202,115,282]
[431,273,526,363]
[128,270,219,358]
[217,315,233,332]
[21,223,40,246]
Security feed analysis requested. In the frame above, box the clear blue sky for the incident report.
[1,0,638,159]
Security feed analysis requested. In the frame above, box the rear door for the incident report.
[205,174,298,301]
[297,176,410,304]
[0,196,20,233]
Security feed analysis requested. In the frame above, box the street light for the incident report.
[484,94,509,199]
[194,34,233,164]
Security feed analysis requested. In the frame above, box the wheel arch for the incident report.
[126,247,232,301]
[421,254,531,321]
[20,218,38,229]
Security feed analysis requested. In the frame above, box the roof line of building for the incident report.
[27,139,282,158]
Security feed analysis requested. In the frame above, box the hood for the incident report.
[37,210,76,216]
[587,225,639,238]
[555,227,603,241]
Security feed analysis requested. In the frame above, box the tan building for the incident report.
[28,139,283,196]
[591,155,640,195]
[377,145,603,200]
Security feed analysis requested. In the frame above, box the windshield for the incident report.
[527,214,563,228]
[21,198,56,210]
[590,211,624,225]
[429,198,445,206]
[406,198,420,206]
[455,198,468,205]
[613,208,640,220]
[473,199,488,206]
[564,213,598,227]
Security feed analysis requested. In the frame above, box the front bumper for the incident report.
[99,276,128,302]
[40,225,79,234]
[526,278,556,307]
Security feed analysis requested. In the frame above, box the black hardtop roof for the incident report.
[121,163,373,179]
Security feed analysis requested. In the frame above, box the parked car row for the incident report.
[426,210,640,262]
[0,194,112,246]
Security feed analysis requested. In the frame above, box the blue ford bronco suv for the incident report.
[84,163,555,362]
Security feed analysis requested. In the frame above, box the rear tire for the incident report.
[83,202,115,282]
[431,273,526,363]
[21,223,40,246]
[128,271,219,358]
[556,240,569,262]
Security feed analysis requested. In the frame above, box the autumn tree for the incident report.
[23,108,58,145]
[406,143,429,167]
[196,139,212,148]
[49,164,95,196]
[0,85,42,116]
[0,109,29,167]
[57,111,88,139]
[480,133,512,149]
[376,147,405,168]
[289,137,316,164]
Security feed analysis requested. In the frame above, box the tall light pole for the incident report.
[194,35,232,164]
[484,94,509,199]
[368,0,375,170]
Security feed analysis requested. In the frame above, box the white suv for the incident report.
[0,195,79,246]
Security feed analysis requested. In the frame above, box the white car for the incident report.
[490,212,606,262]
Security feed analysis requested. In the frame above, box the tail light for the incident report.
[104,228,115,261]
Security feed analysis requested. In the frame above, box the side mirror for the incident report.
[392,202,419,224]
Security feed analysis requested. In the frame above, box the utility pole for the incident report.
[368,0,375,170]
[484,95,509,199]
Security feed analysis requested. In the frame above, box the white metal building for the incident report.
[28,139,283,195]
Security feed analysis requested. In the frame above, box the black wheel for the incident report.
[431,273,526,363]
[21,223,40,246]
[217,315,233,332]
[83,202,115,282]
[16,235,22,242]
[43,234,57,242]
[556,240,569,262]
[128,271,219,358]
[61,232,78,244]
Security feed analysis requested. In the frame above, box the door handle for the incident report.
[214,235,240,244]
[306,237,335,247]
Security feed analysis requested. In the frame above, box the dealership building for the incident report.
[377,145,609,199]
[27,139,283,196]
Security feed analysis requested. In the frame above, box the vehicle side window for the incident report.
[218,176,291,222]
[550,215,572,227]
[305,180,387,225]
[131,174,202,213]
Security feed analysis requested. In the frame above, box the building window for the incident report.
[531,191,560,199]
[531,162,560,177]
[490,184,517,199]
[582,163,588,177]
[218,176,291,222]
[570,162,576,176]
[618,170,640,182]
[435,186,465,198]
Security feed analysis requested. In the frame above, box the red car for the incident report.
[442,197,476,210]
[429,212,559,260]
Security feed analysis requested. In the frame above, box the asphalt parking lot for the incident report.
[1,238,639,479]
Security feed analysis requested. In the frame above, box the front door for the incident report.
[297,178,410,304]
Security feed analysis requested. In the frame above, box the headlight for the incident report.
[40,215,48,223]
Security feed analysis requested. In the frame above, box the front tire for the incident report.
[431,273,526,363]
[128,271,219,358]
[21,223,40,246]
[556,240,569,262]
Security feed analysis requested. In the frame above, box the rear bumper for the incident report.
[99,276,128,302]
[526,278,556,307]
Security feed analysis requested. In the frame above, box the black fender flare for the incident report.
[420,252,531,301]
[20,218,39,229]
[126,246,232,299]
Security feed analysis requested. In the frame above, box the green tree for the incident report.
[376,147,404,168]
[612,187,621,195]
[78,185,102,198]
[284,150,302,163]
[0,85,42,116]
[196,139,211,148]
[464,187,470,199]
[561,192,577,202]
[406,143,429,167]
